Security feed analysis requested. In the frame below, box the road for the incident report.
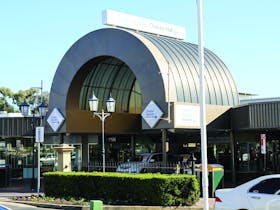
[0,201,57,210]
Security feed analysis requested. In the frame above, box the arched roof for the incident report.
[48,28,239,132]
[138,31,239,105]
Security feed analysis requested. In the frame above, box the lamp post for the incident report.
[38,102,47,117]
[19,98,47,192]
[20,101,36,190]
[37,101,46,195]
[88,91,116,172]
[19,101,30,117]
[197,0,209,209]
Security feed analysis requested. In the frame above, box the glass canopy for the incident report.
[79,56,142,114]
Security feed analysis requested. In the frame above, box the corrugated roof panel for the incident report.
[142,35,186,101]
[249,102,280,128]
[79,56,139,113]
[49,27,240,133]
[139,32,239,106]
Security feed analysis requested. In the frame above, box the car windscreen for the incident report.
[141,154,151,162]
[249,178,280,194]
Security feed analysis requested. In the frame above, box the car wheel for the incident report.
[140,168,147,173]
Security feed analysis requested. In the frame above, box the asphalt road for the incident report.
[0,201,57,210]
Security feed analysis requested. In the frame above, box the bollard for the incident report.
[176,162,180,174]
[190,153,196,175]
[90,200,103,210]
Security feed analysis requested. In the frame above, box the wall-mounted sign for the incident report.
[47,108,65,132]
[16,140,21,148]
[102,9,186,40]
[36,126,44,143]
[174,104,200,128]
[141,100,163,128]
[183,143,197,148]
[107,137,117,143]
[260,134,266,154]
[0,142,5,151]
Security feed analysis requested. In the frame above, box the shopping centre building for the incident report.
[1,11,280,186]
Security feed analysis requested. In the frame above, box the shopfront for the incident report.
[1,99,280,186]
[44,25,239,178]
[1,19,280,186]
[232,101,280,183]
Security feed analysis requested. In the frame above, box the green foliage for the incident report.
[0,86,49,112]
[0,87,14,112]
[43,172,200,206]
[13,89,39,107]
[13,194,88,206]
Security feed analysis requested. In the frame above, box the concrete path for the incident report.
[0,179,215,210]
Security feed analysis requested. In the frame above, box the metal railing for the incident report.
[84,161,191,174]
[5,160,193,178]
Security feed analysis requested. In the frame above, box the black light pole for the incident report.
[31,112,36,190]
[20,101,36,190]
[20,81,46,191]
[37,101,46,195]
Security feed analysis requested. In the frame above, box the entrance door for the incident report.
[266,140,280,173]
[71,144,82,171]
[236,143,260,172]
[237,140,280,174]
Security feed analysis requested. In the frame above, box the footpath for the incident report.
[0,179,214,210]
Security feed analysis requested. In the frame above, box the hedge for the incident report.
[43,172,200,206]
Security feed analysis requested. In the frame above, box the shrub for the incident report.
[43,172,200,206]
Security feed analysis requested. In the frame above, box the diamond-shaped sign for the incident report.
[47,108,65,132]
[141,100,163,128]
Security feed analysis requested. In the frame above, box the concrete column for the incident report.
[162,129,167,168]
[230,131,236,186]
[54,144,75,172]
[130,135,135,160]
[82,135,89,171]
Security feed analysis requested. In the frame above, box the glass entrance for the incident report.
[71,144,82,171]
[236,140,280,173]
[236,142,260,172]
[266,140,280,173]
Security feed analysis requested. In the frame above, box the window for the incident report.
[249,178,280,194]
[151,154,162,162]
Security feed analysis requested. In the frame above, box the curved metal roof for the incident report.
[79,56,140,113]
[136,31,239,106]
[48,27,239,133]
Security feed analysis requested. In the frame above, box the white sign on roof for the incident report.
[47,108,65,132]
[102,9,186,40]
[141,100,163,128]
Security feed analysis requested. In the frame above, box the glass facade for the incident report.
[236,140,280,173]
[79,56,142,114]
[0,138,34,168]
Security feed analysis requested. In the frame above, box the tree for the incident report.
[0,87,14,112]
[0,87,49,113]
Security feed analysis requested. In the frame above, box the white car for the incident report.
[116,153,163,173]
[40,153,56,166]
[214,174,280,210]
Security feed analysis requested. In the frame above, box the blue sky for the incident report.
[0,0,279,98]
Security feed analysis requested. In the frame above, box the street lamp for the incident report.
[19,100,47,191]
[88,91,116,172]
[19,100,36,190]
[38,102,47,117]
[37,101,47,195]
[19,101,30,117]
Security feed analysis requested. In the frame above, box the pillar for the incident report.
[162,129,167,169]
[54,144,75,172]
[230,131,236,186]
